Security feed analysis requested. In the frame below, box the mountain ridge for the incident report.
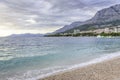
[54,4,120,34]
[53,21,83,33]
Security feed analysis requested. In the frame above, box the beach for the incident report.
[1,37,120,80]
[40,56,120,80]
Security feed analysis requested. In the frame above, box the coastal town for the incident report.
[73,25,120,34]
[50,25,120,37]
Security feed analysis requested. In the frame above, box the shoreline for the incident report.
[39,52,120,80]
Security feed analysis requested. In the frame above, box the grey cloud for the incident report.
[48,0,86,11]
[0,0,120,32]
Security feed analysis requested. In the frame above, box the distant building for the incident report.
[114,27,118,33]
[104,28,110,33]
[114,26,120,33]
[73,29,80,34]
[64,33,68,35]
[93,29,105,34]
[104,26,120,33]
[72,25,120,35]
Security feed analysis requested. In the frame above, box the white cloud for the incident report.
[26,19,37,24]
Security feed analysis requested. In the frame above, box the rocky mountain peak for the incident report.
[54,4,120,33]
[89,4,120,23]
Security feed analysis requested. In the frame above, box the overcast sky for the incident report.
[0,0,120,36]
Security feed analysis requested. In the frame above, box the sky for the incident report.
[0,0,120,36]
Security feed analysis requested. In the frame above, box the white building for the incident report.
[114,26,120,33]
[104,28,110,33]
[104,26,120,33]
[73,29,80,34]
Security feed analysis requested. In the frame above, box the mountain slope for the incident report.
[55,4,120,33]
[88,4,120,23]
[54,21,83,33]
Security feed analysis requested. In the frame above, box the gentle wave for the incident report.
[0,53,14,61]
[7,66,66,80]
[7,51,120,80]
[0,52,57,61]
[0,56,14,61]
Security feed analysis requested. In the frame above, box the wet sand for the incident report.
[40,57,120,80]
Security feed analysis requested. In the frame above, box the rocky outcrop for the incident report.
[88,4,120,23]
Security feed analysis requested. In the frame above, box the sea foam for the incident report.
[8,51,120,80]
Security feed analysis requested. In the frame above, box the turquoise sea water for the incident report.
[0,37,120,80]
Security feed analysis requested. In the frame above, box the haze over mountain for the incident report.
[54,4,120,33]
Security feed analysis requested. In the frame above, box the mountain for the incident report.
[88,4,120,23]
[9,33,44,37]
[54,4,120,33]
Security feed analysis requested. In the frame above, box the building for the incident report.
[104,28,110,33]
[72,25,120,34]
[93,28,105,34]
[73,29,80,34]
[104,26,120,33]
[114,26,120,33]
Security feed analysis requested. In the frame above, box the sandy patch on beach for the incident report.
[40,57,120,80]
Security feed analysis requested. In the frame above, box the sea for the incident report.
[0,37,120,80]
